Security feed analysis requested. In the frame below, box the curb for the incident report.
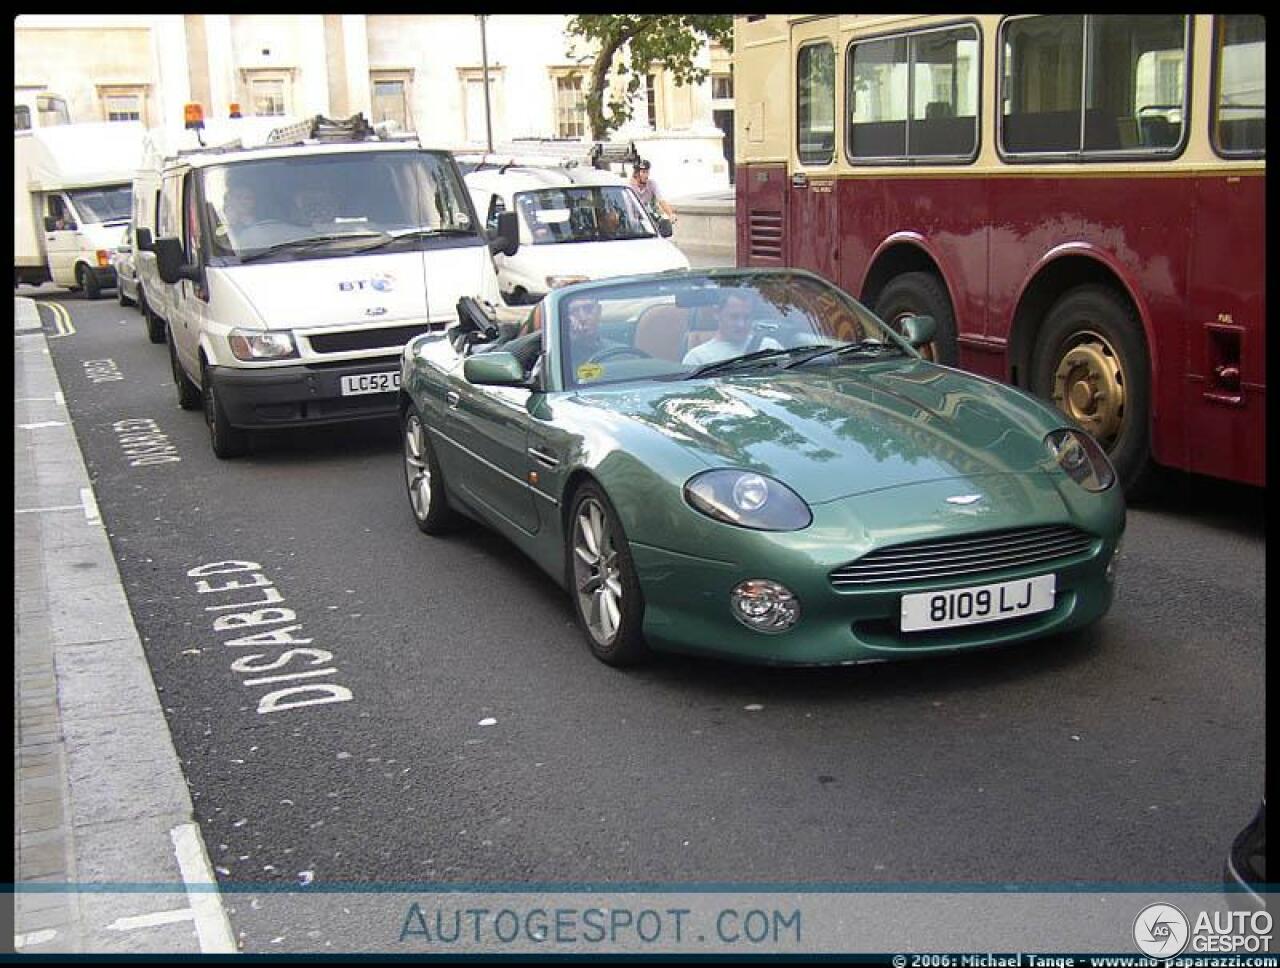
[12,295,236,954]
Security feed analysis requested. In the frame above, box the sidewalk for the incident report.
[12,295,235,954]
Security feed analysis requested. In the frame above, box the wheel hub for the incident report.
[1051,334,1125,443]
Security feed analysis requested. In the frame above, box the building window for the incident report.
[460,69,502,145]
[371,72,412,131]
[552,72,587,139]
[243,71,292,117]
[712,72,734,101]
[645,73,658,129]
[97,87,147,124]
[37,94,70,127]
[15,105,31,131]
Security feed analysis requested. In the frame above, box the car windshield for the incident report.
[66,185,132,224]
[557,272,903,390]
[203,150,476,261]
[516,185,657,244]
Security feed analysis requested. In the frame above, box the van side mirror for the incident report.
[154,236,200,284]
[135,227,154,252]
[899,314,937,348]
[656,216,674,238]
[488,210,519,257]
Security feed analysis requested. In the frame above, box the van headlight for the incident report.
[1044,428,1116,492]
[684,470,812,531]
[228,328,298,361]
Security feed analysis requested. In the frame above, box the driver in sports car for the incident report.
[565,295,625,375]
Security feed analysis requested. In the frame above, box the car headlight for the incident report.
[228,328,299,362]
[683,470,812,531]
[1044,428,1116,492]
[546,274,588,289]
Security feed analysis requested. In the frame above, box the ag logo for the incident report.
[1133,902,1189,958]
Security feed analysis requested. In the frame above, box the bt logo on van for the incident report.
[339,272,396,293]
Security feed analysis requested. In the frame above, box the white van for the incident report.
[149,114,505,458]
[14,121,144,297]
[464,165,688,306]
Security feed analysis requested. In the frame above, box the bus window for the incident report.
[797,42,835,164]
[1213,14,1265,157]
[1001,14,1189,157]
[848,24,978,161]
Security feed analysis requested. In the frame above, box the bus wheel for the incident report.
[873,272,958,365]
[1032,285,1155,498]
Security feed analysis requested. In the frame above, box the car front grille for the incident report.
[830,525,1096,588]
[306,322,444,354]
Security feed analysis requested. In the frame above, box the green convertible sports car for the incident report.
[398,268,1125,667]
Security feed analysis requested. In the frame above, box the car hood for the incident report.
[575,361,1062,504]
[507,237,689,279]
[215,247,491,329]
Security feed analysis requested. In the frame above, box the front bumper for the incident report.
[208,356,402,430]
[628,475,1125,666]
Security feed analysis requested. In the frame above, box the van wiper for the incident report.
[353,226,477,253]
[683,344,829,379]
[238,231,388,263]
[781,339,904,369]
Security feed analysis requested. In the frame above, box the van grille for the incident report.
[307,322,442,354]
[748,210,784,261]
[829,525,1096,588]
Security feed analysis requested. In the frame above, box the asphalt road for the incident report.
[33,287,1266,950]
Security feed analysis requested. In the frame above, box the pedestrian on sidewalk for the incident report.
[629,159,677,224]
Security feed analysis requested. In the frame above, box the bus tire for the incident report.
[873,271,958,365]
[1031,285,1156,499]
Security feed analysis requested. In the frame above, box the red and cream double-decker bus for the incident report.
[734,14,1265,494]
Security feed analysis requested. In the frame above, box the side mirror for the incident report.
[488,211,519,258]
[135,227,154,252]
[464,351,527,386]
[656,216,674,239]
[899,314,937,349]
[154,236,200,285]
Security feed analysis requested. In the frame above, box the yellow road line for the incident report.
[47,301,75,337]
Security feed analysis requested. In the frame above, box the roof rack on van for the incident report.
[457,138,639,175]
[266,113,380,147]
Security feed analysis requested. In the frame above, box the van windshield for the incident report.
[203,150,476,261]
[66,185,132,224]
[515,186,658,244]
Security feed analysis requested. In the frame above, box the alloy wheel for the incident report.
[572,497,624,646]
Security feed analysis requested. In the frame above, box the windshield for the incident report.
[66,185,132,224]
[557,273,902,390]
[516,185,657,244]
[203,150,475,261]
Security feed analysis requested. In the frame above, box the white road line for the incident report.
[107,908,196,932]
[15,505,83,514]
[170,823,238,953]
[80,487,101,524]
[18,421,66,430]
[14,929,58,948]
[56,390,65,406]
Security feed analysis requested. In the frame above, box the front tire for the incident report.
[567,482,649,666]
[77,264,102,301]
[202,360,249,459]
[1031,285,1154,498]
[874,271,958,365]
[402,406,458,534]
[169,326,201,410]
[143,296,166,344]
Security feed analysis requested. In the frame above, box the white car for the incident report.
[465,165,688,305]
[110,222,140,308]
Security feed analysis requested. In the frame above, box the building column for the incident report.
[151,15,191,131]
[298,15,331,116]
[203,14,236,119]
[341,15,372,119]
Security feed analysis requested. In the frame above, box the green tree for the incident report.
[566,15,734,141]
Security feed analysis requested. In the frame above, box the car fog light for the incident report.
[731,579,799,634]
